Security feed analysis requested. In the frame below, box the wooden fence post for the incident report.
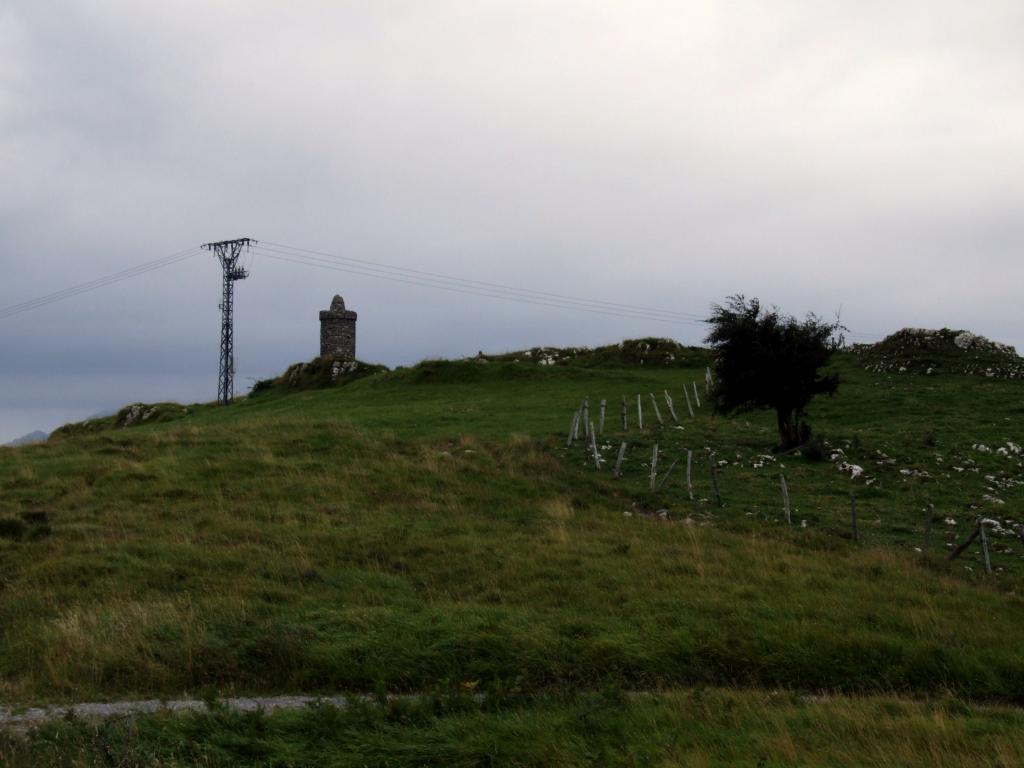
[583,397,590,438]
[589,422,601,468]
[948,524,981,561]
[686,450,694,500]
[780,474,791,525]
[705,367,713,393]
[979,519,993,574]
[663,390,679,423]
[649,393,664,425]
[637,394,644,430]
[850,492,859,542]
[682,386,695,419]
[656,458,679,491]
[710,463,723,507]
[613,442,627,478]
[621,395,628,431]
[567,411,580,447]
[650,443,659,490]
[692,382,701,409]
[599,399,606,435]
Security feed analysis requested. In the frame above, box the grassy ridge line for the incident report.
[0,355,1023,705]
[3,689,1023,767]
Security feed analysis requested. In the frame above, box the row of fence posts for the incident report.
[570,370,715,446]
[569,374,714,501]
[567,386,1011,574]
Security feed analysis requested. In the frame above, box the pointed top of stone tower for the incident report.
[330,295,346,312]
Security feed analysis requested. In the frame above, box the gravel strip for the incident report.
[0,694,361,732]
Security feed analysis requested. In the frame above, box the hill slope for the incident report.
[2,345,1024,764]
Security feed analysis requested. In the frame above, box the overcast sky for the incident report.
[2,1,1023,442]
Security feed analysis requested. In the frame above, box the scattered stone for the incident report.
[853,328,1023,379]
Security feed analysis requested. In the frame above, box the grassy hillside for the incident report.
[2,342,1024,764]
[5,689,1024,767]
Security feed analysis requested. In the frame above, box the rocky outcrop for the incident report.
[853,328,1023,378]
[479,338,710,368]
[250,357,388,395]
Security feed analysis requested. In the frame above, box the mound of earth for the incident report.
[854,328,1023,379]
[482,338,711,368]
[52,402,193,437]
[250,357,388,395]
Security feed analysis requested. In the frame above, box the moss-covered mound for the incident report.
[853,328,1023,379]
[482,338,711,369]
[52,402,194,438]
[250,357,389,395]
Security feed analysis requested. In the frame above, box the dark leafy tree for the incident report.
[705,296,844,450]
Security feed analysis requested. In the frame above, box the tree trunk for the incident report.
[776,407,800,450]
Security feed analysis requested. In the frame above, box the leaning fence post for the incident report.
[710,463,723,507]
[850,492,859,542]
[924,504,935,550]
[682,386,695,419]
[705,367,713,393]
[637,394,644,430]
[650,443,659,490]
[692,382,701,409]
[663,390,679,423]
[567,411,580,447]
[948,524,981,561]
[656,458,679,491]
[649,393,664,425]
[979,518,993,574]
[780,474,791,525]
[589,422,601,468]
[613,442,627,478]
[599,399,607,435]
[686,450,694,500]
[583,397,590,438]
[621,395,628,431]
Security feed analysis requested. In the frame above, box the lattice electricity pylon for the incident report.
[202,238,256,405]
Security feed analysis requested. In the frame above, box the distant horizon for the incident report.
[4,2,1023,443]
[4,322,1019,444]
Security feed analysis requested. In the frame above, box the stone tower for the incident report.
[319,295,357,360]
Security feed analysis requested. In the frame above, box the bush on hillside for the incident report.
[706,296,844,451]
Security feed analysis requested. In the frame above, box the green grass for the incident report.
[4,689,1024,767]
[2,348,1024,762]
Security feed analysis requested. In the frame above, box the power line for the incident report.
[0,247,202,320]
[255,242,889,340]
[260,240,709,323]
[0,237,891,342]
[255,248,705,327]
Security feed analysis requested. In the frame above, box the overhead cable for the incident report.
[0,247,202,320]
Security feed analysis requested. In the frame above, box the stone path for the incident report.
[0,694,363,733]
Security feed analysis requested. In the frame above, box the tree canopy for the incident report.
[705,296,844,450]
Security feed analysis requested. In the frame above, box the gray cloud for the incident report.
[2,1,1023,441]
